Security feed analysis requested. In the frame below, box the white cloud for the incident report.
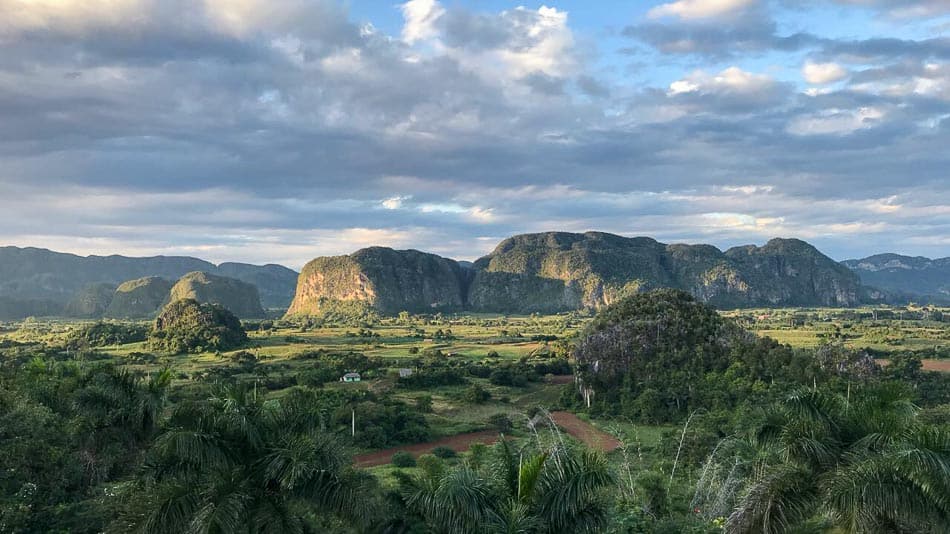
[787,106,886,135]
[497,6,575,78]
[400,0,445,44]
[648,0,756,20]
[669,66,775,95]
[0,0,146,35]
[802,61,849,85]
[381,196,409,210]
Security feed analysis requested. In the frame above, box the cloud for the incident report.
[648,0,757,20]
[400,0,445,44]
[787,106,887,135]
[0,0,947,263]
[802,61,849,84]
[829,0,950,18]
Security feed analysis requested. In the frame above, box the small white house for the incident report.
[398,368,413,378]
[341,372,361,383]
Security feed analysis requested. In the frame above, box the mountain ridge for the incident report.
[287,232,866,315]
[843,253,950,303]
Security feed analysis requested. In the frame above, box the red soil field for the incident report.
[549,411,621,452]
[353,430,501,468]
[876,358,950,372]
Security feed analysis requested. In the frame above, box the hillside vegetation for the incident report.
[148,298,248,353]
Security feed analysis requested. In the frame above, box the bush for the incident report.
[488,413,513,432]
[66,321,148,349]
[392,451,416,468]
[415,395,433,413]
[463,384,491,404]
[431,446,457,459]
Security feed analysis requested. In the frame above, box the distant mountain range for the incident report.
[0,236,945,320]
[0,246,297,319]
[842,253,950,304]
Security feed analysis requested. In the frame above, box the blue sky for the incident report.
[0,0,948,267]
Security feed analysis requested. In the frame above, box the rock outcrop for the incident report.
[466,233,860,312]
[168,272,265,318]
[286,247,467,316]
[286,232,863,316]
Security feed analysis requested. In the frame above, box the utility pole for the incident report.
[351,408,356,437]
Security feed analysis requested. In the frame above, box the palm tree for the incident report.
[120,386,378,533]
[695,385,950,533]
[405,439,614,533]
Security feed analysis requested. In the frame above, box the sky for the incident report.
[0,0,948,269]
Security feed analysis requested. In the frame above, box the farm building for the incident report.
[341,372,361,383]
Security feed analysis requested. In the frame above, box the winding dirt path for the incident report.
[353,411,622,468]
[549,411,621,452]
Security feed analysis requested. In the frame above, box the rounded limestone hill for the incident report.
[168,271,265,319]
[286,246,467,316]
[149,298,247,354]
[104,276,173,319]
[467,231,862,313]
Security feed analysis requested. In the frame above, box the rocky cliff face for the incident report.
[168,272,265,318]
[843,253,950,303]
[104,277,174,319]
[723,238,861,307]
[286,247,466,316]
[287,233,863,316]
[467,232,861,313]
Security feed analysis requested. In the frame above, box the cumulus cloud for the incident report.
[0,0,947,262]
[400,0,445,44]
[787,106,887,135]
[648,0,757,20]
[802,61,849,84]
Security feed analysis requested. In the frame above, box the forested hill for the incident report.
[287,232,864,315]
[843,253,950,304]
[0,246,297,318]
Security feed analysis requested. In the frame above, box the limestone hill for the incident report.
[286,247,468,316]
[104,277,174,319]
[168,272,265,319]
[287,232,862,315]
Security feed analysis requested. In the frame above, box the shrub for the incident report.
[488,413,513,432]
[431,446,457,459]
[463,384,491,404]
[392,451,416,468]
[415,395,433,413]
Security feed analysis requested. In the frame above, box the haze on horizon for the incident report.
[0,0,948,269]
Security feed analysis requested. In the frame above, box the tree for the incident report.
[148,299,247,354]
[693,385,950,533]
[120,386,378,533]
[405,440,614,533]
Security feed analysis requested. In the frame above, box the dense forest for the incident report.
[1,291,948,533]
